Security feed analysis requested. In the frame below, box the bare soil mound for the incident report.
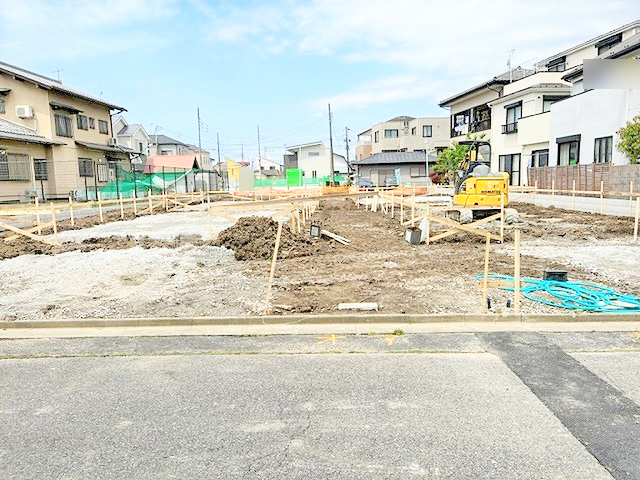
[214,216,321,261]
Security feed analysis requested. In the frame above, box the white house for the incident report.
[549,32,640,168]
[284,141,349,182]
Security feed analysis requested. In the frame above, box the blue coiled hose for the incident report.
[473,274,640,313]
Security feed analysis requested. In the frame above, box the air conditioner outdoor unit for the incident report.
[108,137,118,146]
[15,105,34,118]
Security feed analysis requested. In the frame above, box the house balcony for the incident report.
[502,122,518,134]
[451,119,491,138]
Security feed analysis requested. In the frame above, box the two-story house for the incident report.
[284,141,349,183]
[0,60,131,201]
[355,116,449,161]
[112,115,150,170]
[148,134,190,156]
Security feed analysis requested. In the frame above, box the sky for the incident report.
[1,0,637,164]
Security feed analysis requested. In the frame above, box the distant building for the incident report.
[148,134,190,156]
[355,116,449,161]
[254,156,283,179]
[352,151,436,186]
[284,141,350,181]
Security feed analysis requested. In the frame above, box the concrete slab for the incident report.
[0,353,612,479]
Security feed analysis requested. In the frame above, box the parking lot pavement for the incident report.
[0,332,638,479]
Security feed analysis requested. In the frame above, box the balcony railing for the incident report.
[451,120,491,137]
[502,122,518,134]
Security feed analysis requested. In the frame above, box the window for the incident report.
[531,149,549,168]
[499,154,521,185]
[374,131,379,143]
[97,163,108,182]
[452,110,470,136]
[411,127,416,135]
[78,158,94,177]
[384,129,398,138]
[54,113,73,137]
[543,96,566,113]
[503,102,521,134]
[34,159,48,180]
[98,120,109,134]
[594,136,612,163]
[422,125,432,137]
[557,135,580,166]
[547,56,566,72]
[138,142,144,153]
[308,151,320,157]
[77,114,88,130]
[0,151,30,181]
[0,98,4,114]
[410,166,426,177]
[596,33,622,55]
[161,150,171,155]
[312,170,317,178]
[89,117,95,129]
[269,166,275,170]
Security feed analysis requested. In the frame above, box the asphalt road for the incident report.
[1,332,639,479]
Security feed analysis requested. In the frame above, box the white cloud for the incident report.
[0,0,178,61]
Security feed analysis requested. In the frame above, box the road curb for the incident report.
[1,313,639,329]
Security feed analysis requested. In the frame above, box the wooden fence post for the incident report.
[50,202,58,244]
[97,192,104,223]
[264,220,284,315]
[68,196,75,226]
[514,228,521,314]
[35,197,41,235]
[600,181,604,215]
[572,180,576,210]
[482,236,490,315]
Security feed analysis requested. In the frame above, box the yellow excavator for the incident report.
[450,140,518,224]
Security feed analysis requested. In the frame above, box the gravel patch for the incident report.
[0,245,266,321]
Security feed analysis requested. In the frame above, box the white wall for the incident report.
[549,89,640,166]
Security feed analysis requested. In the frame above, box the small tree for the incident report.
[434,143,469,183]
[617,115,640,164]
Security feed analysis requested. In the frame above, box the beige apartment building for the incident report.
[0,61,130,201]
[355,116,449,161]
[440,20,640,185]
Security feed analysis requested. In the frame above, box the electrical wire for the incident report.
[473,274,640,313]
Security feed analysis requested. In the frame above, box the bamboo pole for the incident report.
[35,197,41,235]
[264,220,284,314]
[68,197,75,226]
[514,228,521,314]
[119,193,124,219]
[50,202,58,244]
[98,192,104,223]
[482,235,490,315]
[634,196,639,243]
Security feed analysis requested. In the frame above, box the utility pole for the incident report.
[257,125,262,174]
[328,103,335,185]
[344,126,350,163]
[241,143,244,163]
[216,132,221,168]
[197,107,203,169]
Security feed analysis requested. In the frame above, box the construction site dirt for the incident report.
[0,197,638,320]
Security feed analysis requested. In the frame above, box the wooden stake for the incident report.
[600,181,604,215]
[425,204,430,245]
[634,196,639,243]
[264,220,284,314]
[98,192,104,223]
[514,228,521,314]
[572,180,576,210]
[68,196,75,226]
[391,191,395,218]
[119,193,124,219]
[400,196,404,223]
[482,235,490,315]
[411,194,415,222]
[148,189,153,214]
[35,197,41,235]
[500,192,505,242]
[629,181,634,217]
[50,202,58,243]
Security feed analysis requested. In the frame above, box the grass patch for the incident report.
[392,328,404,336]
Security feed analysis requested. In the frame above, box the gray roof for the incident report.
[149,134,187,146]
[387,115,415,122]
[439,67,534,107]
[75,140,133,153]
[352,151,437,166]
[117,124,143,136]
[0,60,126,111]
[0,117,59,145]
